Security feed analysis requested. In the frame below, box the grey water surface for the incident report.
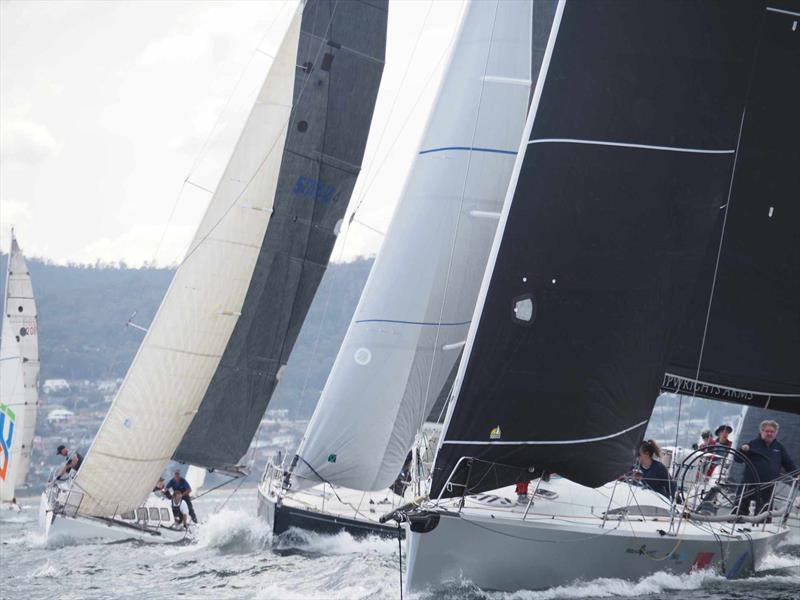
[2,488,798,600]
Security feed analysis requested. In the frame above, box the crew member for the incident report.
[734,420,797,517]
[166,469,197,523]
[637,439,674,499]
[55,444,83,479]
[171,491,190,529]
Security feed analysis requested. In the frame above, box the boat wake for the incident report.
[418,551,800,600]
[192,509,270,553]
[274,527,397,556]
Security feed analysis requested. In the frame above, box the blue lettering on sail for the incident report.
[292,176,337,204]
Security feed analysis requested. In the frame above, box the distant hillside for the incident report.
[0,255,173,380]
[0,254,373,419]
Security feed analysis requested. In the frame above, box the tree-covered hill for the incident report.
[0,254,372,418]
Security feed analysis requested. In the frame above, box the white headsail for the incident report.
[71,6,302,517]
[0,231,40,502]
[292,0,534,491]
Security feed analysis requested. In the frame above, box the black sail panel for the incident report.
[431,0,770,498]
[174,0,387,471]
[665,4,800,413]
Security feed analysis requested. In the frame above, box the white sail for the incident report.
[293,0,534,492]
[185,465,206,493]
[71,6,302,517]
[0,231,40,501]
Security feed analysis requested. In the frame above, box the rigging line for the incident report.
[397,522,404,600]
[191,473,243,500]
[420,0,503,438]
[149,0,292,266]
[347,1,467,225]
[459,511,623,543]
[177,0,342,269]
[681,7,767,450]
[348,0,435,219]
[216,472,250,512]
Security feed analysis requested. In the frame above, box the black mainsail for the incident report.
[174,0,387,472]
[663,3,800,412]
[430,0,798,499]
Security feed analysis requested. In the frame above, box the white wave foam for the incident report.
[193,509,270,552]
[31,562,63,578]
[477,570,724,600]
[758,551,800,572]
[274,527,397,555]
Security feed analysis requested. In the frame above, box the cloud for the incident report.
[72,222,197,268]
[137,30,212,66]
[0,118,61,165]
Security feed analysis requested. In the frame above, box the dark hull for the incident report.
[257,487,403,540]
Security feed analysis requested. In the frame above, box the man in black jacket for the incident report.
[734,419,798,516]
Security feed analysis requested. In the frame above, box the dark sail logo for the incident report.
[293,176,337,204]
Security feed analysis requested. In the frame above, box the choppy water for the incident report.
[2,488,798,600]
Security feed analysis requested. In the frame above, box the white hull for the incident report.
[39,491,191,544]
[1,500,23,512]
[257,471,406,539]
[405,479,789,593]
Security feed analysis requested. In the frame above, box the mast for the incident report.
[70,7,303,517]
[430,0,793,499]
[291,0,556,492]
[173,0,388,474]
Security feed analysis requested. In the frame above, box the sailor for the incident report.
[713,424,733,453]
[637,439,674,499]
[166,469,197,523]
[153,477,170,498]
[515,481,530,505]
[698,430,716,450]
[171,491,190,529]
[705,424,734,477]
[55,444,83,479]
[734,419,798,517]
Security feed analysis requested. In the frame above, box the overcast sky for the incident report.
[1,0,465,266]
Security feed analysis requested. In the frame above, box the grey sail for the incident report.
[173,0,387,472]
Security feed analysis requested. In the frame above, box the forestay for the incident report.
[72,7,302,516]
[431,0,784,499]
[173,0,388,473]
[292,0,551,492]
[0,232,39,501]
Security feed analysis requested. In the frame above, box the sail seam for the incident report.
[419,146,517,156]
[355,318,471,327]
[92,451,173,463]
[442,419,648,446]
[147,345,223,359]
[528,138,735,154]
[766,6,800,17]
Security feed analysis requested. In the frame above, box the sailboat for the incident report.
[392,0,800,592]
[260,0,553,540]
[40,0,386,543]
[1,230,40,510]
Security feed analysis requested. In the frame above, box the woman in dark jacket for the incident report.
[637,439,674,499]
